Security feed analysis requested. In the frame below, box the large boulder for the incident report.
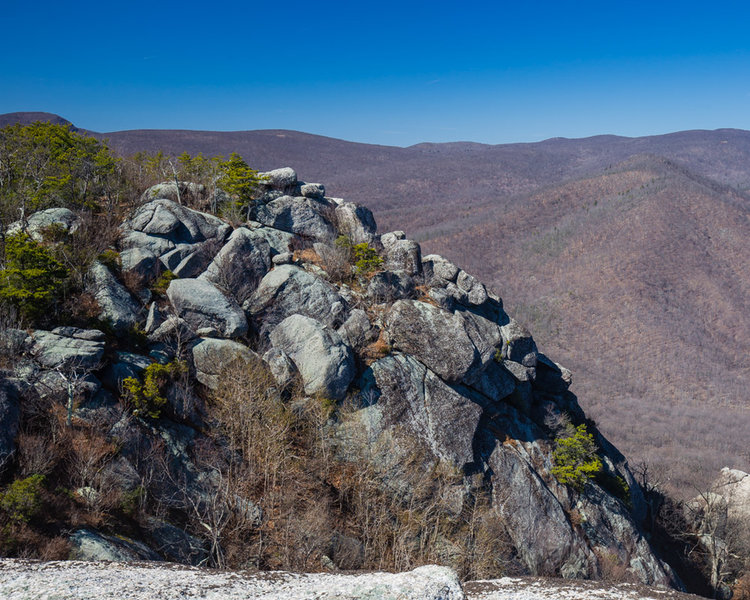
[28,328,106,371]
[385,300,502,384]
[191,337,260,390]
[335,201,377,245]
[69,528,162,562]
[141,181,205,204]
[166,278,248,338]
[269,315,354,401]
[200,227,272,303]
[7,207,80,242]
[88,262,141,331]
[363,353,483,469]
[245,264,348,341]
[259,167,297,191]
[119,247,161,282]
[120,199,230,260]
[385,239,422,277]
[254,196,337,241]
[712,468,750,523]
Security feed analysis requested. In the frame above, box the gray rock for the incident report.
[300,182,326,198]
[577,485,675,586]
[0,380,20,469]
[160,244,195,271]
[7,207,80,242]
[124,199,230,246]
[255,195,337,242]
[245,264,348,341]
[146,316,196,345]
[141,181,205,204]
[259,167,297,190]
[337,309,377,353]
[367,270,416,303]
[120,229,176,256]
[272,251,294,265]
[466,359,516,404]
[167,278,248,338]
[422,254,459,285]
[50,327,106,342]
[500,318,538,367]
[88,262,141,331]
[380,231,406,250]
[456,270,488,305]
[172,247,215,279]
[28,329,105,370]
[365,353,483,468]
[262,348,298,389]
[200,227,272,303]
[0,561,464,599]
[246,222,297,255]
[119,247,161,282]
[191,337,260,390]
[145,302,164,334]
[269,315,354,401]
[30,369,101,403]
[534,353,573,393]
[385,300,485,383]
[385,239,422,277]
[335,202,378,245]
[69,528,162,562]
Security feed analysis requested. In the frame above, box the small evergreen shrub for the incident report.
[151,270,178,295]
[552,424,602,491]
[122,360,187,419]
[0,232,68,321]
[97,249,121,272]
[0,474,45,523]
[353,243,383,275]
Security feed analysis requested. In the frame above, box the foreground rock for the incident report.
[0,560,464,600]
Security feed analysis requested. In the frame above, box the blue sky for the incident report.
[2,0,750,146]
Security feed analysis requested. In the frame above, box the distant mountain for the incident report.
[3,111,749,493]
[0,112,74,128]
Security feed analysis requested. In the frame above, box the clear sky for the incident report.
[2,0,750,146]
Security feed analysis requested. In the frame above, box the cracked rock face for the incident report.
[269,314,355,401]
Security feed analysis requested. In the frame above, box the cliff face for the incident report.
[0,168,677,586]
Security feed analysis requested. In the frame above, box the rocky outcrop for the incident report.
[5,174,679,590]
[363,353,483,469]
